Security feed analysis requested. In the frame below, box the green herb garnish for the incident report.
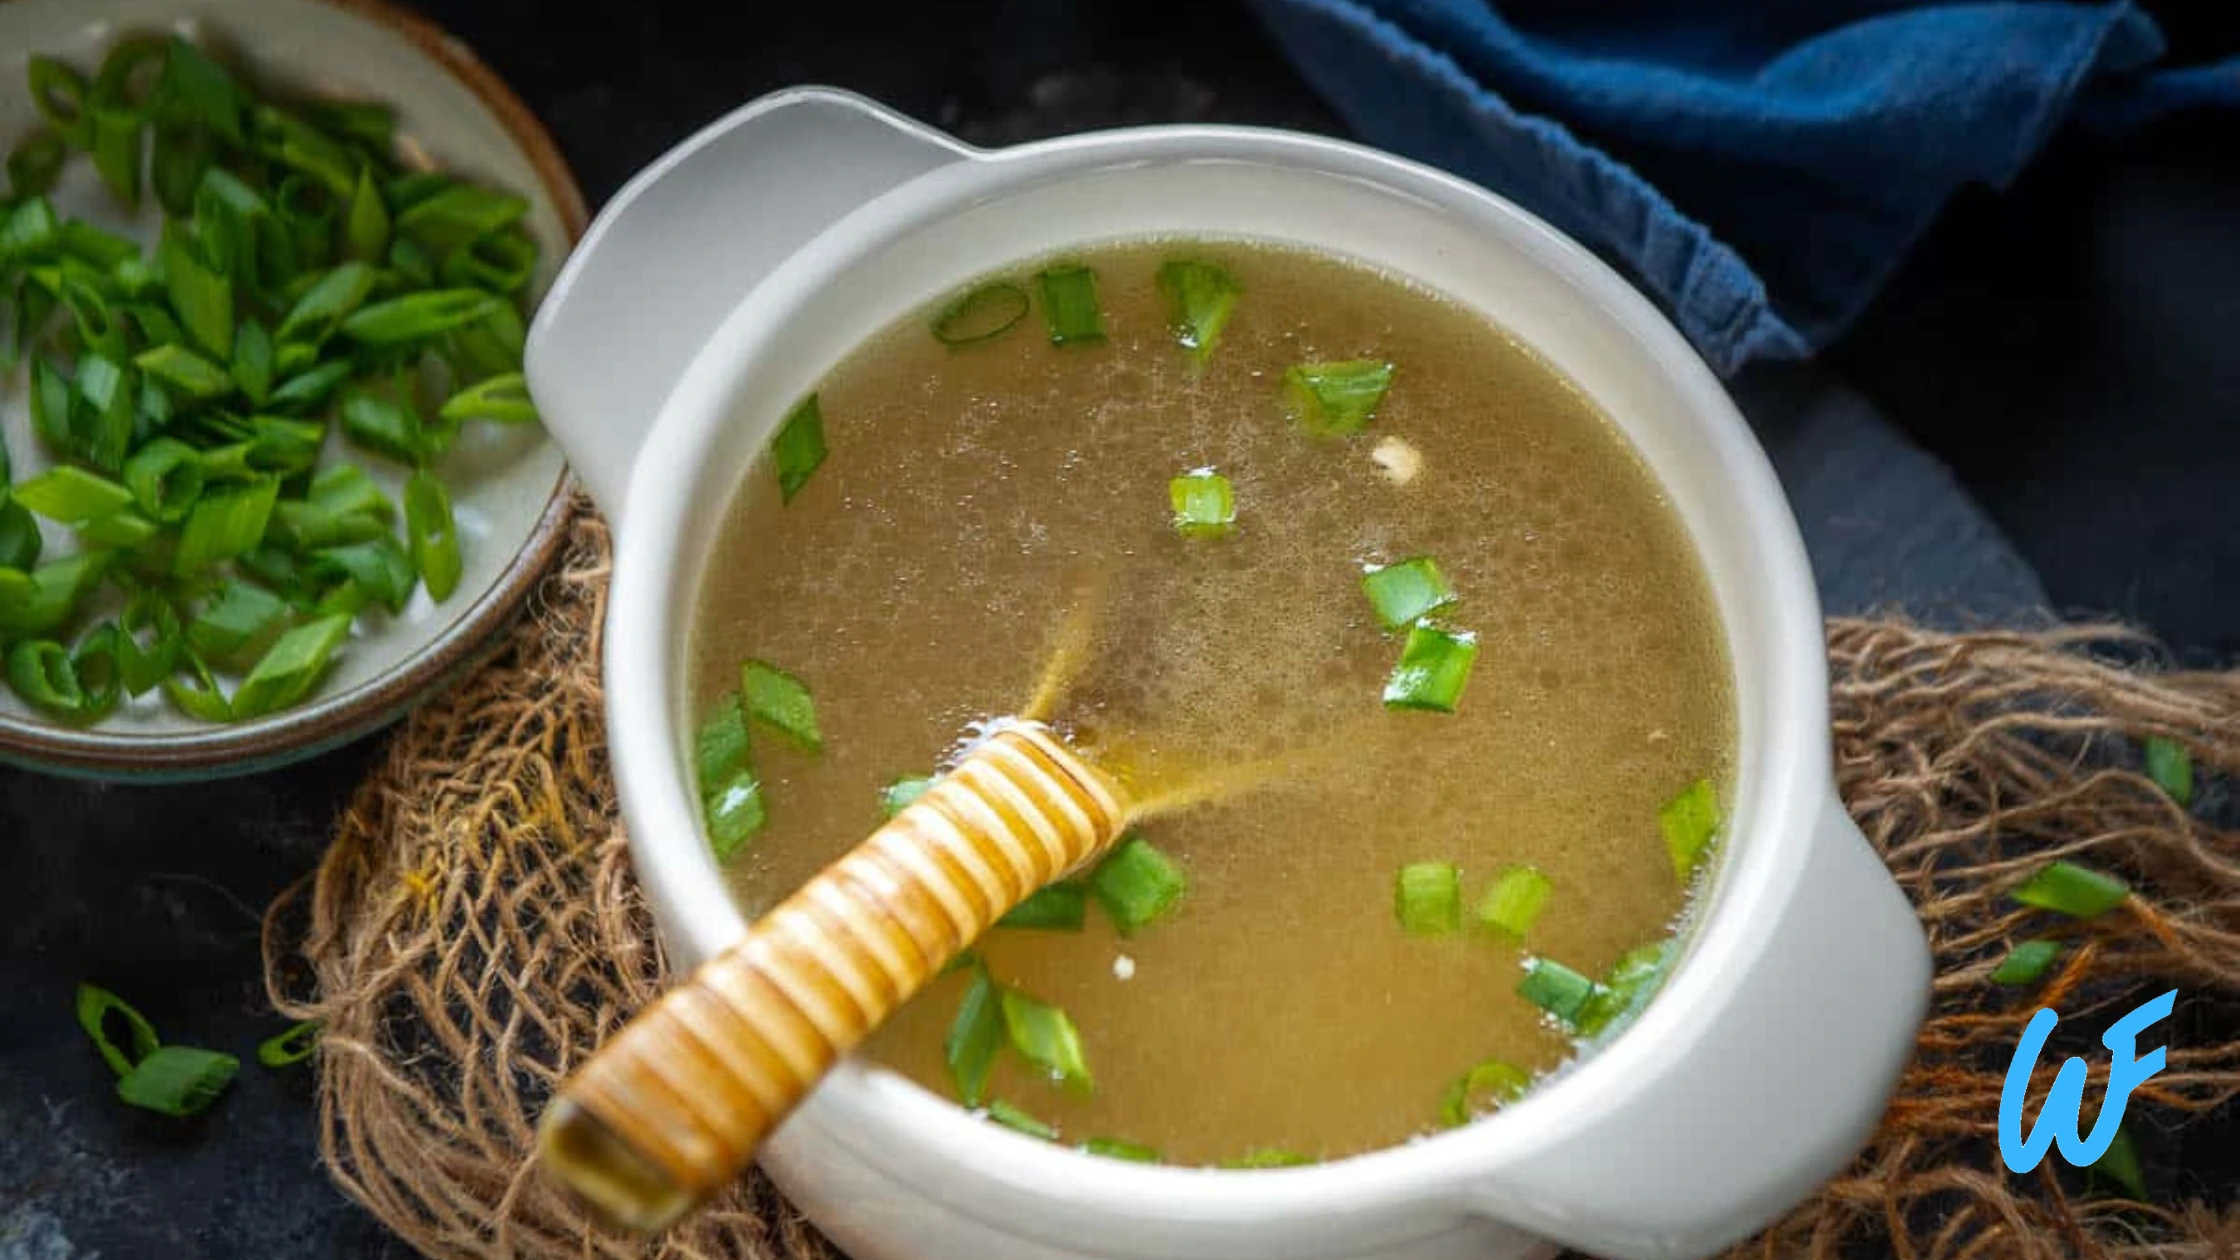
[771,394,827,504]
[1000,882,1090,931]
[1517,957,1603,1028]
[932,280,1030,346]
[2010,861,2130,920]
[1000,988,1093,1089]
[1360,557,1456,632]
[1396,862,1462,936]
[1474,866,1552,940]
[1437,1059,1530,1128]
[1282,359,1393,436]
[2142,737,2192,808]
[1658,778,1720,883]
[945,965,1005,1108]
[741,659,821,752]
[1220,1148,1314,1168]
[1168,468,1235,538]
[1036,264,1104,346]
[985,1099,1059,1140]
[1156,260,1240,362]
[1081,1137,1161,1162]
[703,771,767,862]
[1089,835,1187,936]
[1381,623,1477,713]
[881,775,934,818]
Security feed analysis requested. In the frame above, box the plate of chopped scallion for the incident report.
[0,0,586,778]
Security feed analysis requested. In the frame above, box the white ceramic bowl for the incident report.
[0,0,581,778]
[527,88,1931,1260]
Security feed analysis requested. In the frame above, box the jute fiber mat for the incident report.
[260,507,2240,1260]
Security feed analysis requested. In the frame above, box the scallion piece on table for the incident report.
[2142,736,2193,808]
[1382,623,1477,713]
[1282,360,1394,437]
[985,1099,1059,1141]
[1437,1059,1531,1128]
[1220,1148,1314,1169]
[256,1020,320,1068]
[438,372,537,425]
[1089,835,1187,936]
[771,394,827,504]
[2090,1123,2148,1201]
[11,465,135,524]
[1156,259,1241,362]
[695,691,753,792]
[881,775,934,819]
[228,613,352,719]
[1396,861,1462,936]
[1517,957,1603,1028]
[945,965,1004,1108]
[1168,468,1236,538]
[1000,988,1093,1089]
[999,882,1090,932]
[1658,777,1720,883]
[1475,865,1553,940]
[2010,860,2130,920]
[931,280,1030,346]
[404,471,462,602]
[174,477,279,573]
[1360,557,1457,632]
[1081,1138,1161,1163]
[703,771,766,862]
[75,982,161,1078]
[1992,939,2064,986]
[116,1044,239,1118]
[1036,264,1105,346]
[742,659,821,752]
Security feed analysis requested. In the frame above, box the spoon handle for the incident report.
[537,722,1127,1232]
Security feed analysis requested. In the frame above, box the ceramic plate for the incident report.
[0,0,585,779]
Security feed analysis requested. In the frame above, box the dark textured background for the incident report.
[2,2,2235,1258]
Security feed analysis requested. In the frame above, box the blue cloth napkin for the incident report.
[1247,0,2240,376]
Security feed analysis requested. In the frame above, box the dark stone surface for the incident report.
[1,3,2233,1260]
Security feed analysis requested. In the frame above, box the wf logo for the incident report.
[1998,988,2176,1173]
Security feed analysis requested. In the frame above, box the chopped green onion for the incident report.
[8,640,97,721]
[1036,264,1104,346]
[192,167,268,284]
[1000,988,1092,1089]
[117,590,181,695]
[1282,360,1395,437]
[76,510,157,549]
[75,983,161,1078]
[2010,860,2130,920]
[1575,939,1675,1037]
[881,775,934,818]
[247,415,325,475]
[403,472,462,602]
[187,581,290,669]
[985,1099,1058,1140]
[439,229,537,294]
[152,37,246,143]
[1396,862,1462,936]
[1,196,62,261]
[116,1045,239,1118]
[694,691,753,792]
[1517,957,1603,1028]
[1658,777,1720,883]
[771,394,827,504]
[1438,1059,1531,1128]
[123,439,206,524]
[11,466,135,525]
[1382,623,1477,713]
[0,502,43,570]
[230,319,274,404]
[742,659,821,751]
[228,613,351,719]
[394,183,529,251]
[345,165,390,262]
[1168,468,1236,538]
[273,174,338,268]
[256,1020,320,1068]
[703,771,766,861]
[1156,260,1242,362]
[91,35,167,111]
[945,965,1004,1108]
[28,358,73,451]
[2142,737,2193,808]
[28,56,91,145]
[0,554,104,639]
[247,104,356,196]
[148,122,215,217]
[313,538,417,614]
[274,260,376,346]
[438,371,537,425]
[133,342,235,401]
[2089,1124,2147,1201]
[7,130,66,198]
[73,353,138,471]
[88,104,145,210]
[301,99,395,152]
[339,288,500,346]
[1220,1148,1314,1169]
[164,649,232,722]
[1475,866,1553,940]
[1360,557,1457,632]
[158,225,233,358]
[339,388,426,465]
[61,221,139,271]
[267,360,354,413]
[1992,939,2064,986]
[1089,835,1187,936]
[1081,1138,1161,1163]
[932,281,1030,346]
[174,477,279,573]
[999,882,1089,932]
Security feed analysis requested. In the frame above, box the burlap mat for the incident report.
[261,505,2240,1260]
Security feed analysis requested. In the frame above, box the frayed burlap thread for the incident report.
[264,508,2239,1260]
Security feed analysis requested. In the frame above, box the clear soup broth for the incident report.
[690,240,1734,1166]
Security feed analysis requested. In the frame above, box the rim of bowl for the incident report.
[0,0,589,779]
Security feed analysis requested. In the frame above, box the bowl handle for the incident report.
[1459,787,1930,1260]
[524,87,972,526]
